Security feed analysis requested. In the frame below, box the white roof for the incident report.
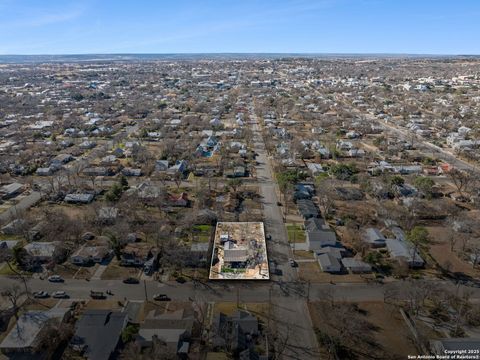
[24,242,56,257]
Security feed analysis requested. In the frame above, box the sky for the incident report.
[0,0,479,55]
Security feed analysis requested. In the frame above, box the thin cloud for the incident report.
[0,2,88,30]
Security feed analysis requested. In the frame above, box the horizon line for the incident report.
[0,52,479,57]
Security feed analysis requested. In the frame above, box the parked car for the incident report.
[90,290,106,299]
[153,294,171,301]
[288,258,297,267]
[33,291,49,298]
[266,234,272,240]
[52,291,68,299]
[123,277,140,284]
[48,275,64,282]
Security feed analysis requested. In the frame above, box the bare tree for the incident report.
[35,320,74,358]
[446,228,457,252]
[447,169,474,197]
[121,336,176,360]
[1,284,25,320]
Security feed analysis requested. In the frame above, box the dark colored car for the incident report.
[153,294,171,301]
[123,277,140,284]
[90,291,106,299]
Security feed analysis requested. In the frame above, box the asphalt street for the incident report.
[248,103,318,359]
[2,277,479,304]
[375,115,480,174]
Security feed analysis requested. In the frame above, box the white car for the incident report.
[52,291,68,299]
[33,291,49,298]
[48,275,64,282]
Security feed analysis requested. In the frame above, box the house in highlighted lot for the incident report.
[209,222,269,280]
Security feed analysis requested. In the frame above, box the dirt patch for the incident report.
[427,226,480,277]
[430,242,477,276]
[23,298,58,310]
[298,261,371,283]
[293,250,314,260]
[101,259,141,280]
[53,263,90,279]
[213,302,270,323]
[309,301,417,359]
[85,299,124,310]
[360,302,417,358]
[142,301,192,321]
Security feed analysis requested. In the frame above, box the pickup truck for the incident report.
[90,290,106,299]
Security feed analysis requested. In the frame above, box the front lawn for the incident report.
[286,223,306,243]
[192,224,213,243]
[101,259,141,280]
[0,261,32,276]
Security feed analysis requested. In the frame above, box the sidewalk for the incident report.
[90,264,108,280]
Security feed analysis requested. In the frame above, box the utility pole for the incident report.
[236,287,240,308]
[307,280,311,302]
[267,284,272,359]
[293,221,296,254]
[143,279,148,301]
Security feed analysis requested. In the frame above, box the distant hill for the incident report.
[0,53,473,64]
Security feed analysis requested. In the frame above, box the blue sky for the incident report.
[0,0,479,55]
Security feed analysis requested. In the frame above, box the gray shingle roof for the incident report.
[72,310,127,360]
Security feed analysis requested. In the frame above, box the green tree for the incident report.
[119,175,129,190]
[121,324,139,343]
[389,175,405,187]
[105,182,123,202]
[414,176,435,199]
[407,226,430,265]
[330,163,357,181]
[12,246,28,268]
[277,169,305,186]
[107,233,122,260]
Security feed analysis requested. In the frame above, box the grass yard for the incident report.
[143,301,191,320]
[54,263,89,279]
[85,299,124,310]
[293,250,314,260]
[214,302,270,322]
[180,267,209,281]
[243,198,262,211]
[0,262,31,276]
[101,259,141,280]
[193,224,213,243]
[285,223,306,243]
[0,234,23,241]
[23,298,58,310]
[298,261,373,283]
